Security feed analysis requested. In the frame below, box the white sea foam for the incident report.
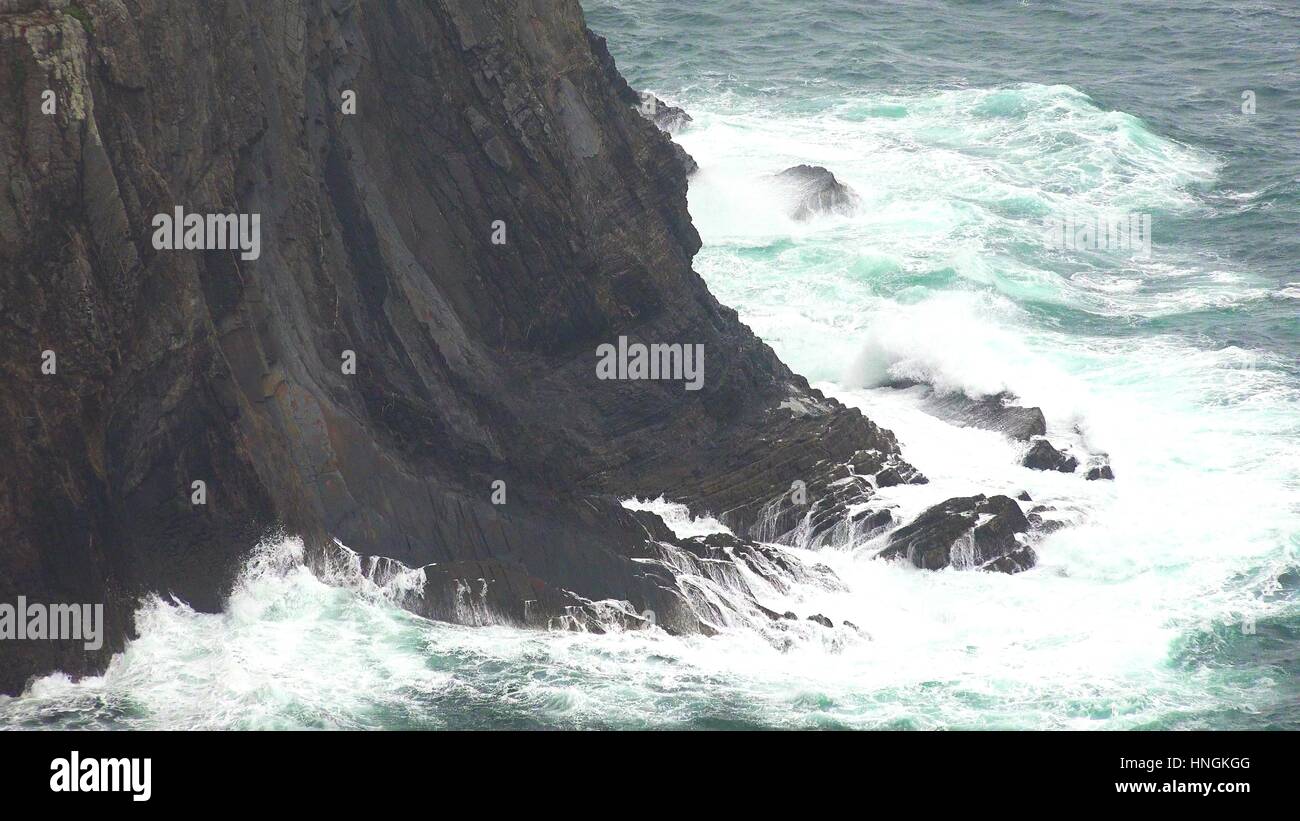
[622,495,733,538]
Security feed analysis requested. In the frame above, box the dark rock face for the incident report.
[0,0,915,692]
[1022,439,1079,473]
[876,495,1037,574]
[774,165,861,220]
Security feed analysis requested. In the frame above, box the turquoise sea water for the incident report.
[2,0,1296,729]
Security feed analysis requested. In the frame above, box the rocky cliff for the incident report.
[0,0,920,694]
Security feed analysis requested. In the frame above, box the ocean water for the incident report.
[2,0,1296,730]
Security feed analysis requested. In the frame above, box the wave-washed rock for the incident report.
[774,164,862,220]
[876,494,1039,574]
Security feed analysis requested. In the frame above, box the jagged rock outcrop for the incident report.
[1022,438,1079,473]
[774,164,861,220]
[0,0,913,692]
[876,494,1037,574]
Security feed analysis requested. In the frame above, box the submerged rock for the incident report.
[876,494,1036,574]
[774,165,861,220]
[1022,438,1079,473]
[1273,569,1300,594]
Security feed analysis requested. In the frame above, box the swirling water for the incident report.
[2,0,1296,729]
